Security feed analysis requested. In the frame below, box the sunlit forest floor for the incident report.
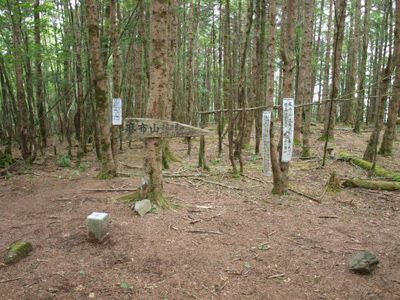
[1,124,400,299]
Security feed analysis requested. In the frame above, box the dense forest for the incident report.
[1,1,400,298]
[0,0,399,198]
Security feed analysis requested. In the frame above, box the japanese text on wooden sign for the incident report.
[282,98,294,162]
[125,118,211,139]
[262,111,272,176]
[112,98,122,125]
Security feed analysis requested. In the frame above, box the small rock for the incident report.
[88,292,95,298]
[134,199,152,216]
[349,251,379,274]
[4,241,33,264]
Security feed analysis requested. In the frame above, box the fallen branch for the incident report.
[186,229,223,235]
[268,273,285,279]
[122,163,142,169]
[241,174,269,184]
[340,152,400,182]
[318,215,339,219]
[82,188,138,192]
[343,178,400,191]
[0,277,22,283]
[289,188,322,203]
[191,177,242,190]
[163,173,206,178]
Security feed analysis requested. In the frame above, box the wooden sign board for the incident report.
[125,118,211,139]
[112,98,122,125]
[282,98,295,162]
[262,111,272,176]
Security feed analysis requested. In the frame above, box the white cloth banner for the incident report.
[112,98,122,125]
[262,111,272,176]
[282,98,294,162]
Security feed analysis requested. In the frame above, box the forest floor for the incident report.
[0,124,400,300]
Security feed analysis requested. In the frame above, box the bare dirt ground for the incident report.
[1,125,400,300]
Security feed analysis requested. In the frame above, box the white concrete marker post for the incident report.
[262,111,272,176]
[112,98,122,125]
[87,212,109,242]
[282,98,295,162]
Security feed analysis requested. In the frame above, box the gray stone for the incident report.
[134,199,152,216]
[87,212,109,242]
[349,251,379,274]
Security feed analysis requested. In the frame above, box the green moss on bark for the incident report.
[4,241,33,264]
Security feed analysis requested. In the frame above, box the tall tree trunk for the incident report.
[86,0,116,178]
[34,0,47,149]
[342,0,360,126]
[74,5,86,159]
[364,0,393,162]
[110,0,121,160]
[224,0,237,173]
[354,0,370,133]
[321,0,333,124]
[9,1,32,161]
[322,0,347,141]
[380,0,400,155]
[266,0,276,109]
[300,0,315,158]
[143,0,173,207]
[270,0,297,195]
[0,56,13,155]
[314,0,325,122]
[254,0,266,155]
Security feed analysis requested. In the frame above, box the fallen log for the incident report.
[339,152,400,182]
[343,178,400,191]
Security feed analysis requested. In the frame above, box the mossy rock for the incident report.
[4,241,33,264]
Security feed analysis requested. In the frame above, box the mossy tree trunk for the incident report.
[86,0,117,178]
[143,0,175,208]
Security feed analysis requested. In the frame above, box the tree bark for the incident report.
[322,0,347,141]
[110,0,121,160]
[270,0,297,195]
[300,0,315,158]
[380,0,400,155]
[34,0,47,149]
[354,0,370,133]
[86,0,116,178]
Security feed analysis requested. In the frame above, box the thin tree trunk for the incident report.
[110,0,121,162]
[322,0,347,140]
[354,0,370,133]
[34,0,47,149]
[321,0,333,124]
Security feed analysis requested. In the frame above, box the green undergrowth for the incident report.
[318,135,335,142]
[0,153,14,168]
[57,154,71,168]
